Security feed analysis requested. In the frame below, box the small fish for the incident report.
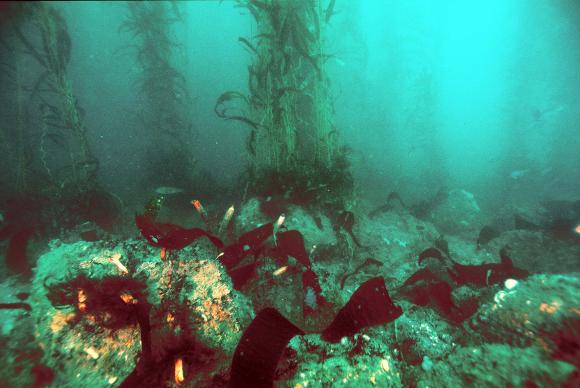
[160,247,167,261]
[192,199,205,215]
[337,211,363,247]
[192,199,210,227]
[510,169,529,179]
[273,213,286,245]
[476,226,500,250]
[108,253,129,275]
[154,186,184,195]
[274,213,285,229]
[273,266,288,276]
[219,205,235,233]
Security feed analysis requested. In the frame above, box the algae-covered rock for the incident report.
[31,238,254,386]
[355,210,440,287]
[31,240,144,386]
[468,274,580,349]
[487,230,580,273]
[430,189,484,236]
[285,334,403,387]
[416,344,574,387]
[236,198,270,231]
[236,198,337,250]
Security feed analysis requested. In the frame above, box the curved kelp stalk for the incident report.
[215,91,260,130]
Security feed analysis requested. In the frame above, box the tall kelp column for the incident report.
[217,0,350,203]
[5,2,98,192]
[120,1,197,189]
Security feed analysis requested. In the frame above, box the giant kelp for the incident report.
[217,0,348,201]
[8,2,98,192]
[119,1,197,190]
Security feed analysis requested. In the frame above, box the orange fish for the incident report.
[192,199,205,214]
[192,199,210,227]
[160,247,167,260]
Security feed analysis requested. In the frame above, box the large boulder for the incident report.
[31,238,253,386]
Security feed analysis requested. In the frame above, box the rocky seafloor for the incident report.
[0,189,578,387]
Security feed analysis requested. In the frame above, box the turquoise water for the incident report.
[0,1,578,387]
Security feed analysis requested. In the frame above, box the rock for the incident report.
[31,238,253,386]
[430,189,484,237]
[416,344,574,387]
[236,198,337,253]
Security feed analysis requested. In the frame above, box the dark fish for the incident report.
[313,215,323,230]
[340,257,383,289]
[418,247,445,264]
[434,235,450,257]
[410,187,448,219]
[514,214,541,231]
[369,191,405,218]
[16,292,29,300]
[476,226,500,250]
[337,211,364,247]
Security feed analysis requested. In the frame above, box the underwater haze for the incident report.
[0,1,579,387]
